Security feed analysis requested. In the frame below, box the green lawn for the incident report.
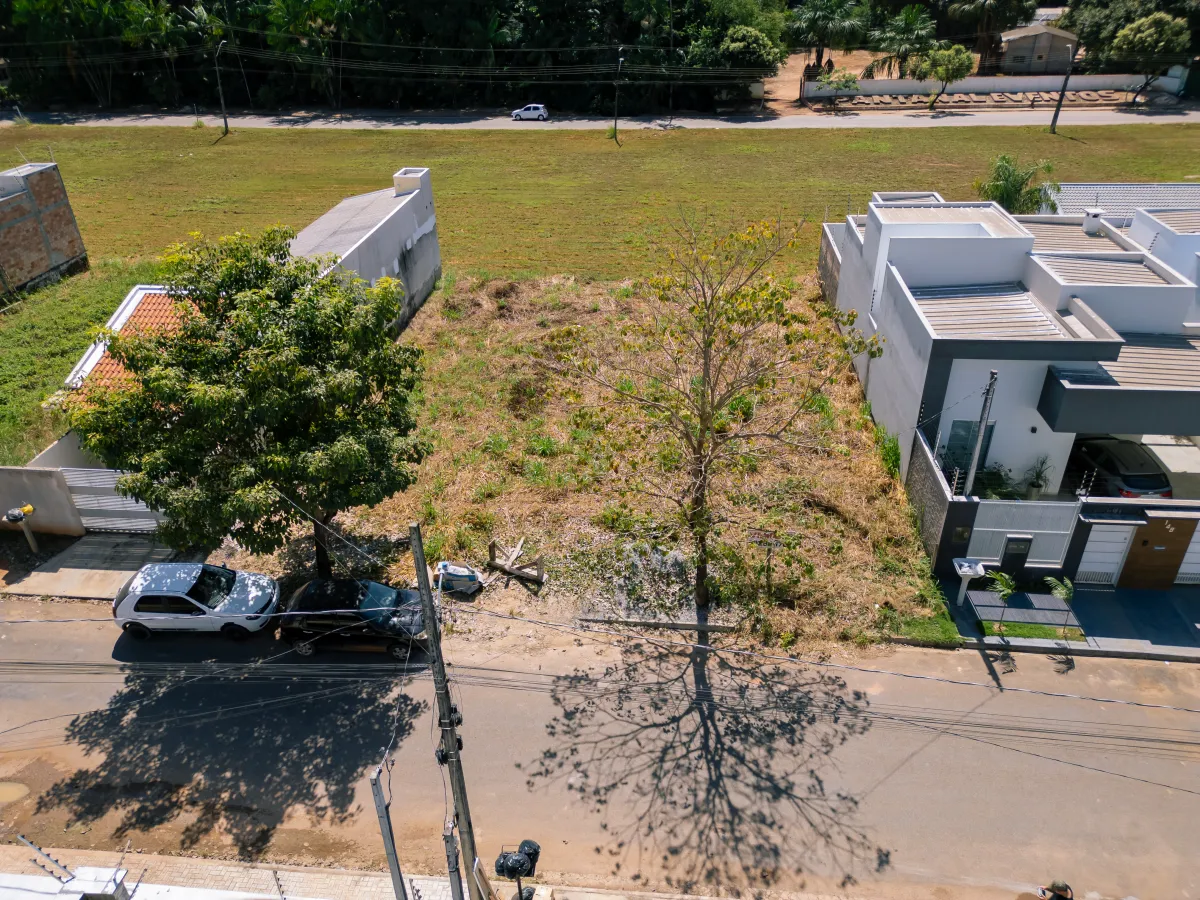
[2,122,1199,466]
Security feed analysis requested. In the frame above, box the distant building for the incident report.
[999,23,1077,75]
[0,162,87,293]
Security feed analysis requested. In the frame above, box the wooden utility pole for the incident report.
[411,523,483,900]
[215,40,229,135]
[962,370,998,498]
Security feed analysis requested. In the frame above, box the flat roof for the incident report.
[1150,210,1200,234]
[290,187,407,259]
[874,204,1028,237]
[1102,333,1200,388]
[910,283,1068,339]
[1038,255,1168,286]
[1021,221,1124,252]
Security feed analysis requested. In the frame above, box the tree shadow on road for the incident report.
[521,637,885,894]
[36,638,426,858]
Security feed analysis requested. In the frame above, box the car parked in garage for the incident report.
[113,563,279,640]
[279,579,427,659]
[1066,436,1174,498]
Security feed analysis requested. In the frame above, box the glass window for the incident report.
[187,565,237,609]
[134,595,167,614]
[942,420,995,474]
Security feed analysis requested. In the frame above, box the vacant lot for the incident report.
[2,122,1199,641]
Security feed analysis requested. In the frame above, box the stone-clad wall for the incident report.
[0,163,88,293]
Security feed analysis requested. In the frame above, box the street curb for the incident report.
[887,635,1200,664]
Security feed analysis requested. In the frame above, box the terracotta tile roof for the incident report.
[85,292,184,387]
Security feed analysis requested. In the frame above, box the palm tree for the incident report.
[947,0,1036,74]
[862,4,941,78]
[792,0,861,75]
[975,154,1059,214]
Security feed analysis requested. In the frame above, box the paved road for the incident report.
[3,106,1199,130]
[1,598,1198,900]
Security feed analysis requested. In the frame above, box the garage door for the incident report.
[1076,524,1135,584]
[61,467,160,533]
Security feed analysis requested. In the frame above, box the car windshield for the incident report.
[186,565,237,609]
[358,582,423,633]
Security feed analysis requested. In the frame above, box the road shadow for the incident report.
[36,633,426,858]
[521,637,883,893]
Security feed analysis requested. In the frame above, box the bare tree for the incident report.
[551,215,878,631]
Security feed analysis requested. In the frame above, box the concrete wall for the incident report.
[26,430,105,469]
[0,162,87,293]
[889,235,1034,290]
[867,267,935,476]
[339,167,442,332]
[1130,211,1200,287]
[0,467,86,535]
[1000,32,1073,75]
[967,498,1079,564]
[818,223,843,301]
[804,73,1179,99]
[941,358,1076,492]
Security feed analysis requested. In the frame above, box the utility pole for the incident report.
[962,370,998,498]
[410,523,483,900]
[667,0,674,122]
[1049,43,1074,135]
[443,819,466,900]
[214,40,229,135]
[370,767,410,900]
[612,48,625,144]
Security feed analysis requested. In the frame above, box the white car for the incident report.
[113,563,279,640]
[511,104,549,121]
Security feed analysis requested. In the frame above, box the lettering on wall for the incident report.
[814,89,1127,108]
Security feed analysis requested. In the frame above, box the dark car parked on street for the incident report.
[280,579,427,659]
[1065,436,1173,498]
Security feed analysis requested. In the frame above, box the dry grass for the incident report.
[249,271,944,648]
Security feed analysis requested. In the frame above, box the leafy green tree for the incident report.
[552,217,878,628]
[123,0,188,105]
[67,227,429,577]
[974,153,1058,213]
[816,64,859,100]
[791,0,861,70]
[946,0,1037,73]
[863,4,942,78]
[909,43,974,108]
[1061,0,1198,72]
[1111,11,1192,99]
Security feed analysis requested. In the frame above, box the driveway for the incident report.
[0,533,189,599]
[5,106,1199,131]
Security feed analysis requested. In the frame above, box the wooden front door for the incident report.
[1118,514,1199,590]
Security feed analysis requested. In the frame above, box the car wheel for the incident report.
[537,114,545,121]
[293,640,316,657]
[123,622,152,640]
[221,623,252,641]
[387,641,412,661]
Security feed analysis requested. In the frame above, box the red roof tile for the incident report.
[86,292,185,387]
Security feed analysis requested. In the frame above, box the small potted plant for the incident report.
[1024,455,1053,501]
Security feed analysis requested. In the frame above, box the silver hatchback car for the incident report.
[113,563,279,640]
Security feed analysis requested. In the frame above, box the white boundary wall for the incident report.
[804,73,1182,99]
[967,499,1080,565]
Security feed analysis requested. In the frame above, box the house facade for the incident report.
[999,24,1077,75]
[820,186,1200,589]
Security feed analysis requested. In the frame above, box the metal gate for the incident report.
[61,467,160,533]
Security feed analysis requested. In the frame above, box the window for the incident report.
[134,595,202,615]
[942,420,995,474]
[187,564,236,609]
[952,526,973,543]
[1011,55,1027,63]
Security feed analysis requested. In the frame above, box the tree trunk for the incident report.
[815,45,825,69]
[314,512,335,578]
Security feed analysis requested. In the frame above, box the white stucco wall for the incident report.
[26,430,105,469]
[888,234,1033,289]
[866,267,936,476]
[0,467,86,535]
[804,72,1180,98]
[939,358,1077,492]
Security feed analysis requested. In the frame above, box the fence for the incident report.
[967,499,1080,565]
[803,72,1183,99]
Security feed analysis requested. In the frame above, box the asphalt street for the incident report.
[0,598,1198,899]
[4,106,1199,130]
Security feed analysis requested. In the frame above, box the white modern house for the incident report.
[0,167,442,538]
[820,186,1200,589]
